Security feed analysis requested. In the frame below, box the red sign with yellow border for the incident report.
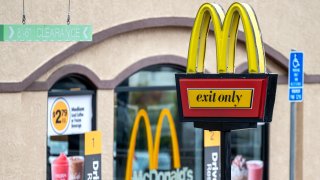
[176,73,277,123]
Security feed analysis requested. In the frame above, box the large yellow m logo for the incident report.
[187,2,266,74]
[125,109,181,180]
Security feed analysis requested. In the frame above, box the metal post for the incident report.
[221,131,231,180]
[290,102,296,180]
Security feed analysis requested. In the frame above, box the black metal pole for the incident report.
[220,131,231,180]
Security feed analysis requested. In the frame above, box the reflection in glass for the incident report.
[231,125,266,180]
[231,126,262,161]
[114,65,202,179]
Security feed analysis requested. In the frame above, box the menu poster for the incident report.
[48,95,93,136]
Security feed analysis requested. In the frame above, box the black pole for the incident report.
[262,124,270,180]
[220,131,231,180]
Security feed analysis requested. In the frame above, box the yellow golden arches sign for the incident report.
[175,2,278,122]
[175,2,277,179]
[125,109,181,180]
[187,2,265,74]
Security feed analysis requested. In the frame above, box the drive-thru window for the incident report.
[47,75,97,180]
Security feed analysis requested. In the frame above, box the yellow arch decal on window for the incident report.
[187,2,265,74]
[153,109,180,169]
[125,109,181,180]
[125,109,155,179]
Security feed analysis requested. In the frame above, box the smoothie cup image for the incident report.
[51,153,69,180]
[246,160,263,180]
[68,156,84,180]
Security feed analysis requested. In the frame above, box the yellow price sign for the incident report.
[51,98,70,134]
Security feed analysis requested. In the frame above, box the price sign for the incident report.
[50,98,70,134]
[48,94,93,136]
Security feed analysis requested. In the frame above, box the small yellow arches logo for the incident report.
[125,109,181,180]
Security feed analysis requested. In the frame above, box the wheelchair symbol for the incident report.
[292,54,300,68]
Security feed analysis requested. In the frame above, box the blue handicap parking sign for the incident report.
[289,52,304,87]
[288,51,304,102]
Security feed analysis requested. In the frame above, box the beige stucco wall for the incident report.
[96,90,115,178]
[0,90,115,179]
[0,0,320,82]
[0,92,47,179]
[37,28,192,82]
[270,84,320,180]
[303,84,320,180]
[0,0,320,179]
[269,85,290,180]
[37,27,261,82]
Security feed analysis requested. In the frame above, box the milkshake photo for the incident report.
[69,156,84,180]
[246,160,263,180]
[51,153,69,180]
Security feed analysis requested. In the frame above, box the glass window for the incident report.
[231,124,269,180]
[114,65,203,179]
[231,126,262,160]
[113,65,269,180]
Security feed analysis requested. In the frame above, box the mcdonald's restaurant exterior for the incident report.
[1,0,320,179]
